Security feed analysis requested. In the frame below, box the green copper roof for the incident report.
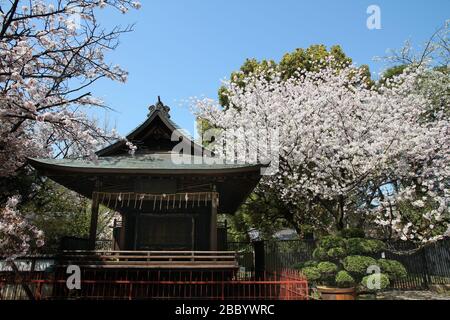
[28,153,264,174]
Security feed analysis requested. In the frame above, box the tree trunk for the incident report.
[337,196,345,231]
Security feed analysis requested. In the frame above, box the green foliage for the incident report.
[365,239,385,253]
[345,238,385,255]
[218,58,277,107]
[317,262,338,275]
[224,189,295,242]
[379,65,408,86]
[195,117,217,147]
[293,260,318,270]
[316,261,338,285]
[361,273,390,291]
[304,260,319,268]
[318,235,346,251]
[327,247,347,259]
[378,259,407,280]
[20,180,113,250]
[335,271,356,288]
[313,235,348,260]
[342,256,378,275]
[345,238,367,255]
[339,228,365,239]
[301,267,321,282]
[278,45,352,80]
[292,262,303,270]
[218,44,366,109]
[312,247,328,260]
[0,171,42,206]
[300,235,407,291]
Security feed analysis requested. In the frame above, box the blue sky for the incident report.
[90,0,449,137]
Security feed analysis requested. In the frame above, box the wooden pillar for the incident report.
[210,191,218,251]
[133,212,139,250]
[89,192,99,250]
[253,240,266,279]
[119,213,127,250]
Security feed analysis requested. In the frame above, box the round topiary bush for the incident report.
[312,247,328,260]
[342,255,377,275]
[361,273,390,291]
[378,259,407,280]
[317,261,338,274]
[319,235,346,251]
[364,239,385,253]
[327,247,346,259]
[298,234,407,293]
[301,267,321,282]
[345,238,385,255]
[335,270,356,288]
[292,260,318,270]
[316,261,338,284]
[345,238,367,255]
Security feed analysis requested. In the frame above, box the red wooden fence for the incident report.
[1,268,308,300]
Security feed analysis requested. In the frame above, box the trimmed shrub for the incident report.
[340,228,365,239]
[292,260,318,270]
[299,234,407,291]
[346,238,366,255]
[312,247,328,260]
[365,239,385,253]
[361,273,390,291]
[317,261,338,283]
[327,247,346,259]
[303,260,319,268]
[301,267,321,282]
[335,270,356,288]
[317,261,338,274]
[378,259,407,280]
[342,255,377,275]
[346,238,385,255]
[319,235,346,251]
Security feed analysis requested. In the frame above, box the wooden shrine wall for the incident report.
[122,206,211,251]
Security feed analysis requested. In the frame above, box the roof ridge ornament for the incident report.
[148,96,171,118]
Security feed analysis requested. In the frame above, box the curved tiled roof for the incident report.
[28,153,264,174]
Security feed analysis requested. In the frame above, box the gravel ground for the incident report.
[359,290,450,300]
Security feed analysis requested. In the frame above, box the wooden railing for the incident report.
[1,268,308,300]
[57,250,239,269]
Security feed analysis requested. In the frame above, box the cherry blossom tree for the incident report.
[0,0,140,259]
[379,22,449,121]
[195,60,449,243]
[0,195,44,259]
[0,0,141,176]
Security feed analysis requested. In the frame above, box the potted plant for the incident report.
[295,232,407,300]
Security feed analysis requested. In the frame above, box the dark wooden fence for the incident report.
[384,239,450,289]
[228,238,450,290]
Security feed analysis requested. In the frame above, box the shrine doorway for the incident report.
[136,214,194,250]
